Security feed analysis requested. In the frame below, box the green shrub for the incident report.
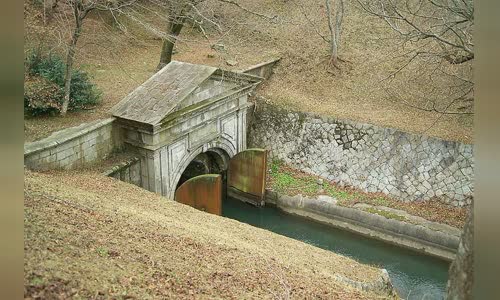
[68,69,101,110]
[24,51,101,116]
[26,52,66,86]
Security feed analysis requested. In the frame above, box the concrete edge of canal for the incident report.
[264,189,459,262]
[334,269,398,298]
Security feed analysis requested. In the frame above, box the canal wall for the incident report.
[334,269,396,298]
[24,118,121,171]
[265,190,460,261]
[102,156,142,187]
[249,101,474,207]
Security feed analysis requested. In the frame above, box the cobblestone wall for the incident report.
[24,118,120,171]
[249,102,474,207]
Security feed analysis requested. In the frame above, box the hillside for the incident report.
[24,170,391,299]
[24,0,473,143]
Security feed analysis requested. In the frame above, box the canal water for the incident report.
[222,197,450,300]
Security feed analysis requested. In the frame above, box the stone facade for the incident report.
[24,62,261,202]
[249,102,474,207]
[24,118,120,171]
[111,62,261,200]
[117,94,250,200]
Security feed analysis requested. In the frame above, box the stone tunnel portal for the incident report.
[110,60,263,200]
[176,148,230,191]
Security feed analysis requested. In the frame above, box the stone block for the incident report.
[422,181,432,190]
[56,148,73,161]
[100,129,112,140]
[38,150,51,159]
[42,154,57,164]
[367,185,378,193]
[84,149,98,162]
[25,152,40,164]
[59,156,73,168]
[82,139,97,150]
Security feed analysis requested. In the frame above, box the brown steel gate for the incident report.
[174,148,268,214]
[175,174,222,215]
[227,148,268,206]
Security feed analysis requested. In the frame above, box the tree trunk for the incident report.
[446,203,473,300]
[334,0,344,58]
[325,0,344,67]
[61,21,82,116]
[157,22,184,71]
[325,0,337,65]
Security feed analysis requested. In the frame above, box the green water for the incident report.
[222,197,450,300]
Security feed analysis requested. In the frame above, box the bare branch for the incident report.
[295,1,331,44]
[216,0,278,23]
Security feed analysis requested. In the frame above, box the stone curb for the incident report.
[239,58,281,73]
[265,190,459,261]
[102,156,140,177]
[24,118,116,156]
[335,269,397,298]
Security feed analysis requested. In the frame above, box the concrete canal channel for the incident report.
[222,196,450,300]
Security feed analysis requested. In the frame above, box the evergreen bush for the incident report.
[24,51,101,116]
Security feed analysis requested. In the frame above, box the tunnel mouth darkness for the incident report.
[176,149,229,191]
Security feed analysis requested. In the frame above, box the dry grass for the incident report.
[24,169,392,299]
[24,0,473,143]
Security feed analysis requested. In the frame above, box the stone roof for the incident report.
[110,61,259,126]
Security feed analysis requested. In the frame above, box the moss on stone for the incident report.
[363,207,407,222]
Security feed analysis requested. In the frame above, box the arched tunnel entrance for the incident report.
[176,149,230,195]
[174,148,268,215]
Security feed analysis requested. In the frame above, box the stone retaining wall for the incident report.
[24,118,120,171]
[103,157,142,187]
[249,101,474,207]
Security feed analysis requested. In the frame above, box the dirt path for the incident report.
[24,170,392,299]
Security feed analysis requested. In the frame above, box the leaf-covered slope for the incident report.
[24,170,391,299]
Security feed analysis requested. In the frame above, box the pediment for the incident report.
[110,61,261,126]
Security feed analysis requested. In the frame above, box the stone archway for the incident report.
[110,61,260,200]
[167,138,236,200]
[175,148,231,190]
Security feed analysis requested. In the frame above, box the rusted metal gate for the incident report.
[175,148,267,213]
[175,174,222,215]
[227,148,268,206]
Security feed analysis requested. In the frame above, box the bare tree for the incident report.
[41,0,61,23]
[297,0,346,70]
[357,0,474,114]
[57,0,137,116]
[156,0,200,70]
[358,1,474,296]
[153,0,278,70]
[43,0,278,76]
